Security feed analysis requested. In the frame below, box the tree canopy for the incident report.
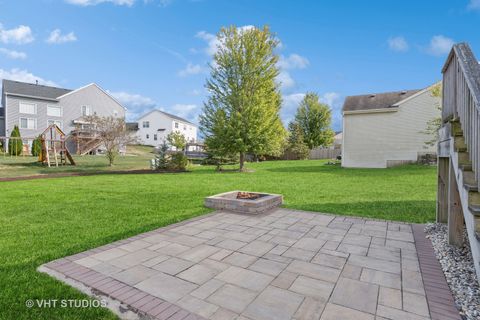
[294,93,334,149]
[200,25,286,171]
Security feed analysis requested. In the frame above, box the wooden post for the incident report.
[448,161,464,246]
[437,157,449,223]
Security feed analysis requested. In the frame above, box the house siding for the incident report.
[342,89,441,168]
[2,84,125,148]
[136,110,197,147]
[58,84,125,134]
[6,95,55,138]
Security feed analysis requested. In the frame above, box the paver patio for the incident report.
[40,208,458,320]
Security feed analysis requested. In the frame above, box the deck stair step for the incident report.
[450,119,464,137]
[454,136,468,152]
[463,171,479,192]
[469,190,480,206]
[460,163,473,171]
[458,150,471,165]
[470,204,480,216]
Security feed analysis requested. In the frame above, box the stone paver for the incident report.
[40,208,444,320]
[330,277,379,314]
[243,286,304,320]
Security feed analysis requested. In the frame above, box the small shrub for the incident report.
[31,136,42,157]
[8,125,23,156]
[168,152,189,171]
[152,142,169,170]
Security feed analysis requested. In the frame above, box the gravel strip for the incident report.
[425,223,480,320]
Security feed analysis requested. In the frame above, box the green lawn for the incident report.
[0,145,154,179]
[0,160,436,319]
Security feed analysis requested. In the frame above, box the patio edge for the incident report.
[412,224,461,320]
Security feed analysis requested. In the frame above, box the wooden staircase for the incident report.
[438,43,480,283]
[78,137,102,155]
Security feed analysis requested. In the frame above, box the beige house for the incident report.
[342,85,441,168]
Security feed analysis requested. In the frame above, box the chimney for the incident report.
[35,80,38,85]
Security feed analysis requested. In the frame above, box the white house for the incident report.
[342,84,441,168]
[136,109,197,148]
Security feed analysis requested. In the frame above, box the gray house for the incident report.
[0,80,126,151]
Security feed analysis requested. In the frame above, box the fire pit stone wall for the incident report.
[205,191,283,214]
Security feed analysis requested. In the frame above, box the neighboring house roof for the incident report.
[2,79,72,100]
[342,89,421,112]
[138,109,196,126]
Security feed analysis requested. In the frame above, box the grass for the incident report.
[0,145,154,179]
[0,160,437,319]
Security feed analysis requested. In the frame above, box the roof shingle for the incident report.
[2,79,72,100]
[342,89,421,112]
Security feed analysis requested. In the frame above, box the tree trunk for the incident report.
[239,152,245,172]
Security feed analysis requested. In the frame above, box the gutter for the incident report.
[343,107,399,115]
[5,92,59,102]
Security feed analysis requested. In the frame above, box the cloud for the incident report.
[426,35,454,56]
[168,104,199,122]
[320,92,340,107]
[388,36,409,52]
[195,31,219,56]
[0,68,57,86]
[277,71,295,89]
[0,24,34,44]
[276,54,309,90]
[46,29,77,44]
[278,54,309,69]
[468,0,480,10]
[108,91,156,120]
[281,93,305,124]
[0,48,27,59]
[178,63,205,77]
[65,0,135,6]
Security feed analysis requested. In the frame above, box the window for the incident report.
[47,105,62,117]
[143,121,150,128]
[20,118,36,129]
[48,120,63,129]
[183,125,187,130]
[175,122,178,128]
[146,134,149,139]
[154,134,157,141]
[113,110,118,117]
[81,105,92,116]
[19,102,36,115]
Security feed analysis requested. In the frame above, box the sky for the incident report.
[1,0,480,131]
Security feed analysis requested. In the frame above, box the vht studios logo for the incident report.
[26,299,107,308]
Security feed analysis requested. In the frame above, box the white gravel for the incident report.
[424,223,480,320]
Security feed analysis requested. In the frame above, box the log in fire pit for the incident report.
[205,191,282,214]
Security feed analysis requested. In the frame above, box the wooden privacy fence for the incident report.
[309,148,341,160]
[442,42,480,191]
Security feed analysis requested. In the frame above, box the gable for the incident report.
[57,83,126,111]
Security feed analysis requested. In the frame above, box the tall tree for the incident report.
[200,25,286,171]
[294,93,334,149]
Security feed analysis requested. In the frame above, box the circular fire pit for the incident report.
[205,191,283,214]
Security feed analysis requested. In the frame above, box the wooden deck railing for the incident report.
[442,43,480,190]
